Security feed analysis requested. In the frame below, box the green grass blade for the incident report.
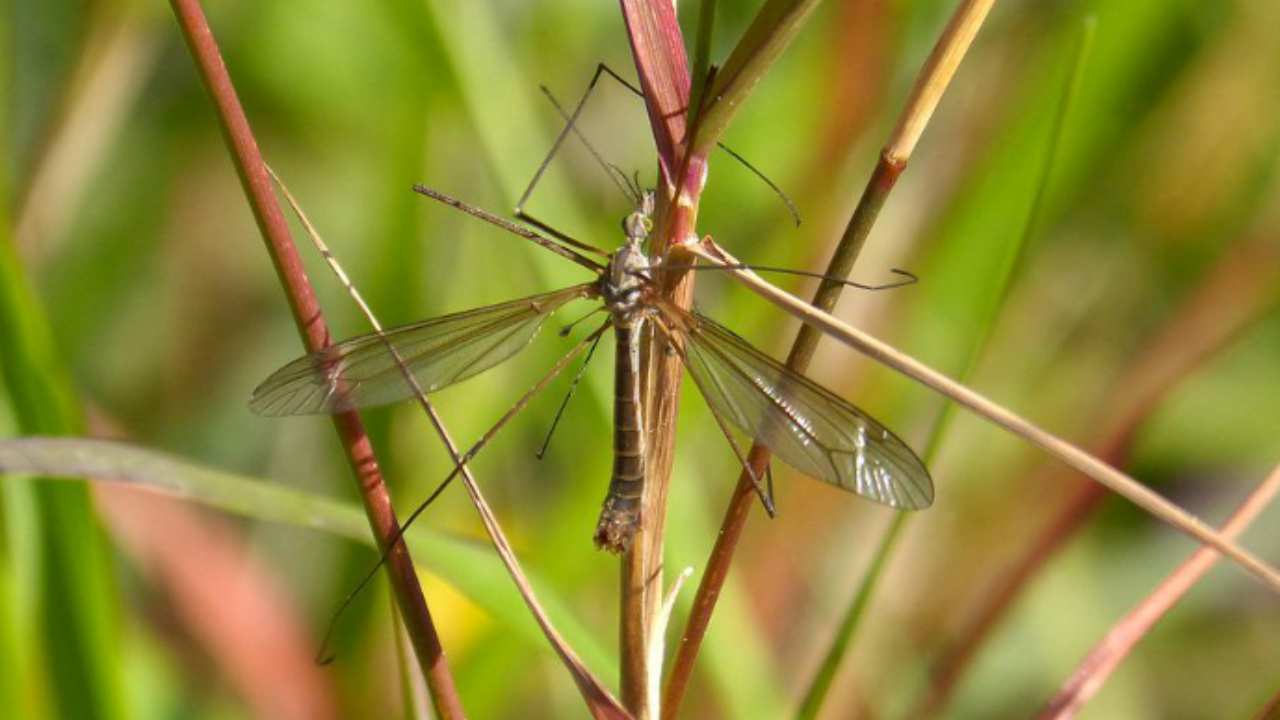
[0,436,614,673]
[687,0,717,123]
[690,0,821,158]
[0,249,126,719]
[794,16,1097,719]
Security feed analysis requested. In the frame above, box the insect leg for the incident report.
[514,62,620,254]
[536,327,605,459]
[314,320,612,663]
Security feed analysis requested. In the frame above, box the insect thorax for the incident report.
[602,240,650,322]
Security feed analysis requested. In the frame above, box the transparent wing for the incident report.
[250,285,592,416]
[668,306,933,510]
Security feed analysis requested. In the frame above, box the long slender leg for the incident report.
[650,315,776,514]
[516,63,638,216]
[536,84,637,207]
[524,61,799,228]
[536,328,605,459]
[315,320,611,662]
[268,165,610,657]
[411,184,604,273]
[513,65,621,257]
[514,83,638,253]
[543,62,801,226]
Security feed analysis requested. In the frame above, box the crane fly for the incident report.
[250,184,933,553]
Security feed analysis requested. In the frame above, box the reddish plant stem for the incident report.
[618,0,689,187]
[916,236,1280,717]
[1255,686,1280,720]
[617,3,695,715]
[167,2,464,717]
[920,471,1108,717]
[619,149,707,720]
[1039,463,1280,719]
[662,154,904,718]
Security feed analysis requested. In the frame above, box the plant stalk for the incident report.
[1039,463,1280,719]
[167,2,464,716]
[664,5,995,711]
[661,155,903,718]
[617,1,699,716]
[690,240,1280,594]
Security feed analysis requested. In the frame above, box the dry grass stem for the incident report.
[270,170,629,719]
[918,234,1280,715]
[618,2,702,714]
[167,2,464,715]
[664,2,998,710]
[690,239,1280,592]
[885,0,997,163]
[1039,463,1280,718]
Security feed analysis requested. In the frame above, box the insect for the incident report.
[249,183,933,553]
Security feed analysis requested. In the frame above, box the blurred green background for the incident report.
[4,0,1279,718]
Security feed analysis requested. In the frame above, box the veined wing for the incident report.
[250,284,593,416]
[665,305,933,510]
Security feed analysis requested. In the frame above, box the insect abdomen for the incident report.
[595,321,645,553]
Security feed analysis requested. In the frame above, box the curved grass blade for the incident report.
[0,436,614,672]
[250,285,591,416]
[665,305,933,510]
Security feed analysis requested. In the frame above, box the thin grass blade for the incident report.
[0,240,126,720]
[0,436,615,672]
[688,0,821,159]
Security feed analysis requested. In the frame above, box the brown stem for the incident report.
[662,155,904,718]
[663,2,997,709]
[1039,463,1280,719]
[917,235,1280,716]
[695,237,1280,590]
[617,2,696,715]
[1255,686,1280,720]
[167,2,464,717]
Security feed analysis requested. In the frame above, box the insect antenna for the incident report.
[526,63,801,225]
[536,328,605,459]
[581,61,802,224]
[662,263,918,291]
